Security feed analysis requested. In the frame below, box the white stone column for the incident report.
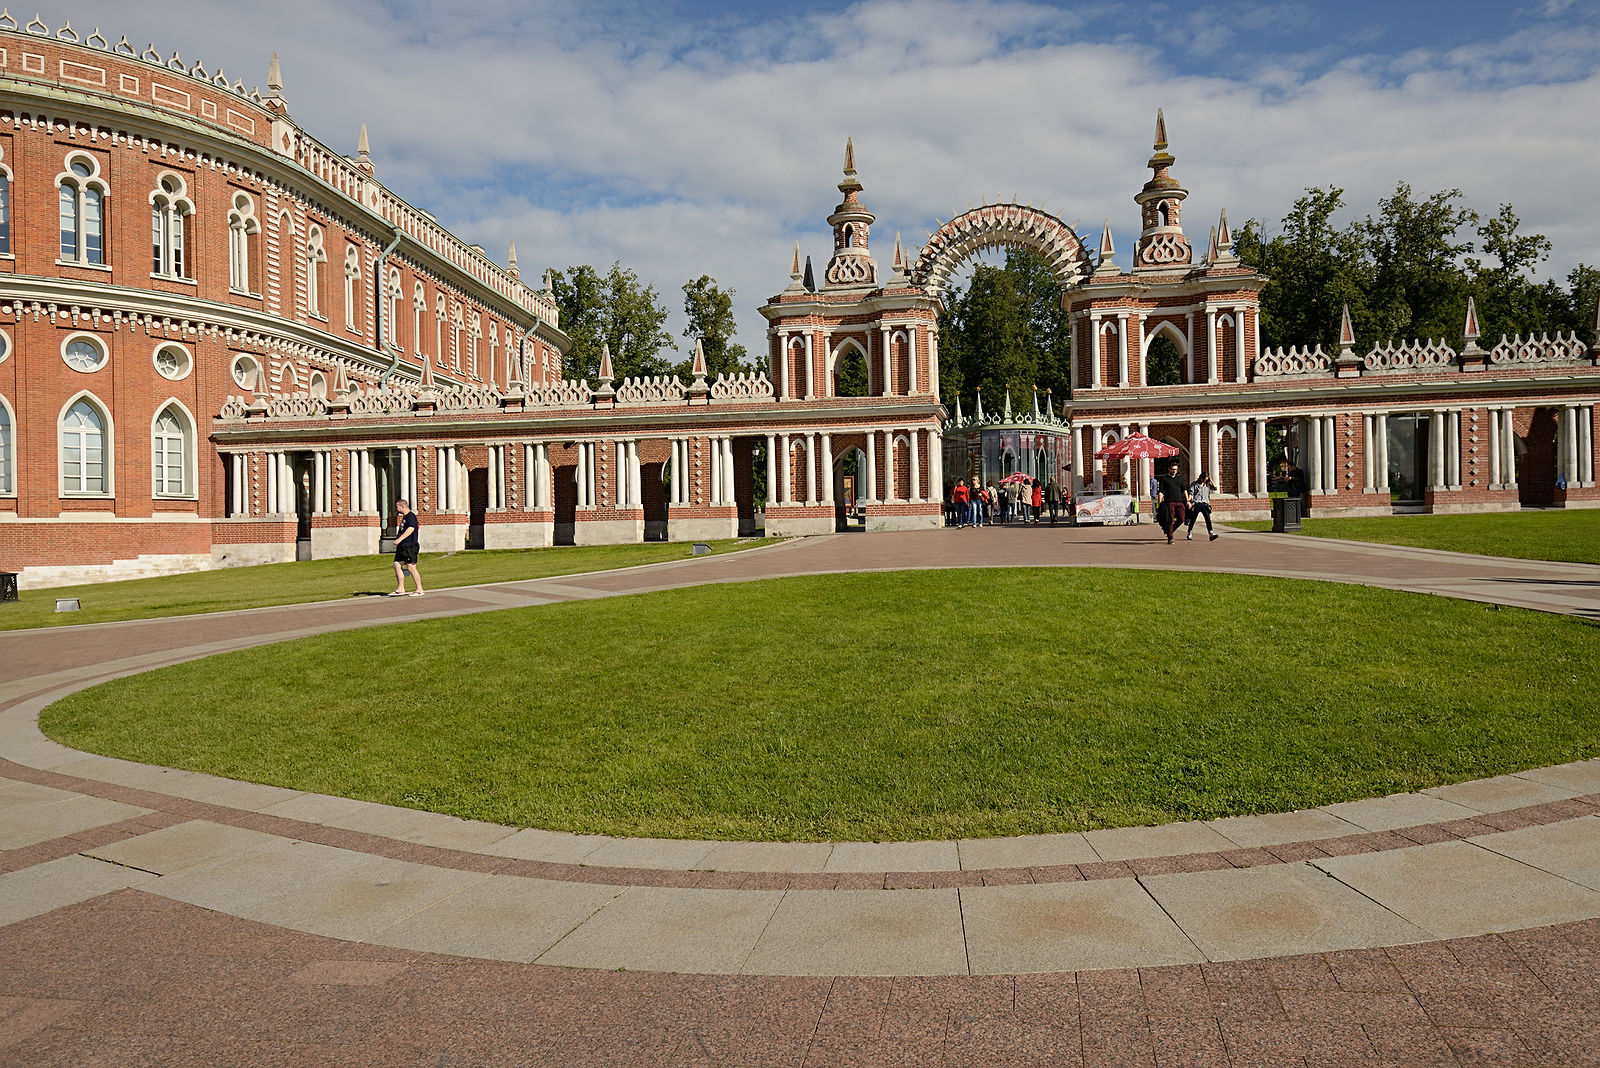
[1235,419,1249,496]
[907,328,918,395]
[266,452,279,514]
[1209,423,1222,488]
[764,434,776,508]
[1430,411,1446,491]
[804,434,817,505]
[885,431,898,502]
[1503,409,1519,490]
[931,431,944,501]
[1307,417,1324,496]
[1188,422,1201,477]
[820,433,834,504]
[1234,307,1247,383]
[864,431,878,503]
[1323,415,1337,494]
[778,434,792,504]
[1363,415,1376,493]
[1582,406,1595,485]
[1091,426,1104,492]
[1376,413,1390,494]
[804,332,815,400]
[722,437,736,506]
[775,331,787,401]
[1071,425,1085,495]
[709,438,722,505]
[929,328,941,398]
[1116,312,1129,387]
[1089,315,1103,389]
[1253,418,1269,497]
[879,325,891,396]
[1447,411,1461,490]
[909,430,921,502]
[1205,307,1218,384]
[1565,404,1581,486]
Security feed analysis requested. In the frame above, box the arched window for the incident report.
[434,293,446,363]
[61,397,109,495]
[451,304,464,370]
[152,404,192,498]
[1158,202,1170,228]
[150,173,193,278]
[1146,331,1184,386]
[0,396,13,496]
[387,268,403,348]
[0,151,12,256]
[58,155,108,265]
[343,245,362,332]
[413,282,425,355]
[227,192,260,293]
[832,341,868,397]
[305,225,326,317]
[469,312,481,377]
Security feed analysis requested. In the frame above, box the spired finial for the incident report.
[357,123,370,156]
[1206,225,1218,262]
[1338,304,1356,350]
[691,337,708,380]
[1099,218,1115,258]
[267,51,282,91]
[893,231,904,270]
[1217,208,1232,249]
[598,342,614,383]
[1463,295,1480,342]
[802,255,815,292]
[1153,108,1168,152]
[843,137,856,176]
[790,240,802,279]
[507,241,519,280]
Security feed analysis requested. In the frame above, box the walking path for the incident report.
[1,525,1598,1065]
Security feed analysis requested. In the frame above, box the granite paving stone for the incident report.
[364,874,622,963]
[1320,792,1484,832]
[0,855,155,925]
[477,827,611,863]
[0,793,151,850]
[960,880,1204,974]
[1465,815,1600,892]
[955,833,1098,871]
[536,886,783,973]
[1081,821,1235,862]
[823,840,961,873]
[82,819,285,876]
[579,836,720,870]
[1313,840,1600,939]
[743,890,968,976]
[1422,773,1578,814]
[1207,809,1364,849]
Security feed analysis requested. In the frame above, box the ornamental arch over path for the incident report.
[909,201,1095,303]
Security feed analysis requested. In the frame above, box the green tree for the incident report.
[1235,186,1370,350]
[678,275,748,379]
[548,263,674,383]
[1467,204,1553,340]
[937,248,1072,409]
[1357,184,1477,343]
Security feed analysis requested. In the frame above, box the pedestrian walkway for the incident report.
[0,525,1597,1064]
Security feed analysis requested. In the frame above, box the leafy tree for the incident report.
[1356,184,1477,343]
[679,275,748,379]
[937,248,1072,408]
[1146,333,1183,386]
[1467,204,1553,340]
[548,263,674,383]
[834,347,868,397]
[1235,186,1370,350]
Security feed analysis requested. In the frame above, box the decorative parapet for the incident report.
[1488,332,1588,367]
[616,376,687,405]
[709,371,775,402]
[1253,345,1331,378]
[528,379,594,408]
[1362,339,1456,375]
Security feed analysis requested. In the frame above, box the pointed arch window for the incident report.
[227,192,260,293]
[152,404,193,498]
[150,174,193,279]
[469,312,481,377]
[343,246,363,333]
[451,304,464,370]
[61,397,109,496]
[434,293,446,363]
[0,397,13,496]
[387,268,403,348]
[59,155,108,266]
[413,282,426,355]
[305,225,327,317]
[0,155,12,256]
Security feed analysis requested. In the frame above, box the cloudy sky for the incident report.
[25,0,1600,354]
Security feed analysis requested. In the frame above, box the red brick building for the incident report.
[1,24,1595,588]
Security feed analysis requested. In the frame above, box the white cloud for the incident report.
[22,0,1600,356]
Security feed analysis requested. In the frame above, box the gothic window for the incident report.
[152,404,193,498]
[58,155,108,265]
[61,396,110,496]
[451,304,463,370]
[434,293,445,363]
[1158,202,1170,228]
[305,225,327,316]
[832,341,868,397]
[150,174,193,279]
[1146,331,1184,386]
[469,312,481,377]
[0,396,12,496]
[0,156,12,256]
[343,246,362,333]
[387,269,403,348]
[413,282,426,355]
[227,192,260,293]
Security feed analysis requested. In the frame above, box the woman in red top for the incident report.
[1030,479,1044,523]
[951,478,971,527]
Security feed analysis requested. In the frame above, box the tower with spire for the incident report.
[1132,109,1191,271]
[823,138,878,289]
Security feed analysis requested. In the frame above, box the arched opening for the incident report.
[833,343,868,397]
[1146,332,1183,386]
[834,446,865,531]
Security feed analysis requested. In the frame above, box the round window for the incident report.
[154,345,192,381]
[232,356,261,389]
[63,336,106,372]
[0,330,9,364]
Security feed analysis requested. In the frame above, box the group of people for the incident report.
[947,476,1066,527]
[1152,462,1221,545]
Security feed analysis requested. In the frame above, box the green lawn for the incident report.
[43,567,1600,842]
[0,539,773,631]
[1228,509,1600,564]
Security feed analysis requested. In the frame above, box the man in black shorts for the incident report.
[391,498,425,596]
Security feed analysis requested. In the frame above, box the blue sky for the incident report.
[25,0,1600,354]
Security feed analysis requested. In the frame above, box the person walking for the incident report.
[1045,478,1062,524]
[390,498,425,596]
[1154,461,1189,545]
[1186,472,1218,541]
[951,478,971,528]
[1030,478,1043,523]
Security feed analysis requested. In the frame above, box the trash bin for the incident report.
[1271,496,1303,533]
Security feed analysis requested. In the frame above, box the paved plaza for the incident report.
[1,525,1598,1065]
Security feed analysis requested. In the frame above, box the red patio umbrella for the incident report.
[1094,431,1180,460]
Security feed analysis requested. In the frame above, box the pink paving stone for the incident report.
[882,871,936,890]
[1392,822,1461,845]
[1218,847,1277,868]
[1263,840,1330,862]
[930,869,983,889]
[1026,863,1083,883]
[1175,851,1233,873]
[288,960,409,987]
[1075,860,1135,881]
[981,867,1037,886]
[1126,855,1187,876]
